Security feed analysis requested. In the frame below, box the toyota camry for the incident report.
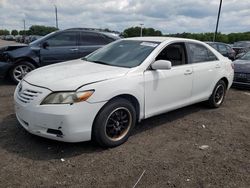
[14,37,234,147]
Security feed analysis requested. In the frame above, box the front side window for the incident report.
[46,31,77,47]
[155,43,187,66]
[188,43,218,63]
[84,40,159,68]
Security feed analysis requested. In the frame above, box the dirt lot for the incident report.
[0,41,249,188]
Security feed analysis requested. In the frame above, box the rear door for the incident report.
[40,31,79,65]
[186,42,221,101]
[78,32,111,58]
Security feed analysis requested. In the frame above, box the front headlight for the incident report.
[41,90,94,105]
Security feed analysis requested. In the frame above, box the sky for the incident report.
[0,0,250,34]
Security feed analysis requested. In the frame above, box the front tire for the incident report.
[92,98,136,147]
[10,61,36,84]
[207,80,226,108]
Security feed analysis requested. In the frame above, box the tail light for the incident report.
[230,49,235,53]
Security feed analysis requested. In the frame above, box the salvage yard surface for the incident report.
[0,43,249,188]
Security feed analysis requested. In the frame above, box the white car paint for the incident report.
[14,37,234,142]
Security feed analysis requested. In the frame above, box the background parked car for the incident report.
[14,35,22,43]
[232,41,250,55]
[28,35,42,43]
[0,28,120,83]
[235,51,248,59]
[233,51,250,88]
[206,42,236,60]
[4,35,15,41]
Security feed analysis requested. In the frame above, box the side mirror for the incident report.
[42,41,49,49]
[151,60,172,70]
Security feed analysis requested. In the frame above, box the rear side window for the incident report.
[187,43,218,63]
[218,44,227,53]
[46,31,77,47]
[80,32,110,45]
[210,43,218,50]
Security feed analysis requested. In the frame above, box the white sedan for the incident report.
[14,37,234,147]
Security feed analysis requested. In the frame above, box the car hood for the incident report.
[233,60,250,73]
[0,44,28,52]
[24,59,130,91]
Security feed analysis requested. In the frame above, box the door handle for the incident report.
[184,70,193,75]
[215,64,221,68]
[70,48,79,51]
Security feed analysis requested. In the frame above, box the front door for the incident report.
[40,31,79,66]
[144,42,193,118]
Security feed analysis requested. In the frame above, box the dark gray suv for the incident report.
[0,28,120,83]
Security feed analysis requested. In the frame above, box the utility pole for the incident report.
[54,5,58,29]
[213,0,222,42]
[23,19,26,36]
[140,23,144,37]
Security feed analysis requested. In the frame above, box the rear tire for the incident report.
[10,61,36,84]
[92,98,136,148]
[207,80,226,108]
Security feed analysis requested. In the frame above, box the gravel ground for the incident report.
[0,40,250,188]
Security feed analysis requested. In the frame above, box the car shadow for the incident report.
[133,103,206,135]
[231,85,250,91]
[0,78,15,86]
[0,102,207,161]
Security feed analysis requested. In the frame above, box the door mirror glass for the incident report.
[42,41,49,49]
[151,60,172,70]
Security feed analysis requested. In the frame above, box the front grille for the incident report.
[234,73,250,83]
[17,88,42,103]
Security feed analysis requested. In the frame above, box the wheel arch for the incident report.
[14,57,39,67]
[110,94,140,121]
[220,77,229,89]
[91,93,141,140]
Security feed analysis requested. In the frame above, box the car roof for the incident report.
[122,36,202,43]
[62,28,121,39]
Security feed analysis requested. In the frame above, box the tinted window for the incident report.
[84,40,159,68]
[218,44,227,53]
[239,52,250,60]
[188,43,218,63]
[209,43,218,50]
[46,32,77,47]
[80,32,109,45]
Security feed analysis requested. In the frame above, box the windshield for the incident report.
[29,31,57,46]
[239,51,250,61]
[83,40,159,68]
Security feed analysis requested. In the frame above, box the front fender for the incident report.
[8,46,40,66]
[78,73,145,119]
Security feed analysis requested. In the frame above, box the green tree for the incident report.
[123,27,162,38]
[28,25,58,36]
[19,30,26,35]
[0,29,10,35]
[11,30,18,36]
